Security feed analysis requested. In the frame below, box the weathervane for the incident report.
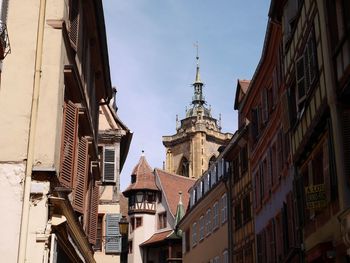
[194,41,199,61]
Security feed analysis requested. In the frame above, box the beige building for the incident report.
[94,102,132,262]
[178,154,230,263]
[163,57,232,179]
[0,0,122,262]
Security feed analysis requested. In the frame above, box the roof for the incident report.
[123,155,159,195]
[155,169,196,217]
[140,230,172,247]
[234,79,251,110]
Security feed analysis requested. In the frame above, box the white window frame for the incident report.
[213,201,219,230]
[199,215,204,241]
[192,222,197,247]
[206,208,212,236]
[221,194,227,224]
[223,250,229,263]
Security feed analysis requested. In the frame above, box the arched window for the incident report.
[179,157,189,177]
[209,156,216,169]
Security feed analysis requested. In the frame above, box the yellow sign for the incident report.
[305,184,327,210]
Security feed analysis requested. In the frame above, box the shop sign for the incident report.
[305,184,327,210]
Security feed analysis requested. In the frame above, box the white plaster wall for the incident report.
[0,163,25,263]
[129,214,156,263]
[26,180,50,263]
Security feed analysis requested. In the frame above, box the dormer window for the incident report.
[131,174,136,183]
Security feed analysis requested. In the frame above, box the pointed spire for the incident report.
[174,191,185,236]
[194,41,202,84]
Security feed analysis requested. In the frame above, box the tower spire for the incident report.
[191,42,205,106]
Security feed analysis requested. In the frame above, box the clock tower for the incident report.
[162,55,232,179]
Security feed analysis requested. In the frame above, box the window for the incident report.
[103,147,116,183]
[295,29,318,112]
[213,202,219,229]
[158,212,167,229]
[180,157,190,177]
[94,214,103,251]
[233,157,240,183]
[223,250,229,263]
[185,229,190,252]
[182,231,186,254]
[192,222,197,247]
[243,195,251,223]
[199,215,205,241]
[221,194,227,224]
[251,107,260,143]
[206,209,212,236]
[136,217,142,228]
[240,145,248,174]
[105,214,121,254]
[235,203,242,229]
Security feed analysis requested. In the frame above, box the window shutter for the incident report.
[281,91,291,132]
[88,181,99,245]
[323,138,331,201]
[262,88,268,123]
[277,132,283,176]
[59,101,78,188]
[73,137,89,213]
[286,193,295,248]
[254,170,260,210]
[267,152,272,196]
[68,0,79,50]
[103,147,116,183]
[105,214,121,254]
[296,56,306,104]
[343,110,350,184]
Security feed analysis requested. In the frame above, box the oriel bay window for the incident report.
[129,191,157,212]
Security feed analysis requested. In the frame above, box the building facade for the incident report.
[94,102,132,262]
[123,155,195,263]
[0,0,119,262]
[224,79,255,263]
[162,57,232,179]
[179,153,230,263]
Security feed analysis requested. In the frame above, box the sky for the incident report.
[103,0,271,191]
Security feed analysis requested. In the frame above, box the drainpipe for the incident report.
[17,0,46,261]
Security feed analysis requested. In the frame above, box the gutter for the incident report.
[17,0,46,261]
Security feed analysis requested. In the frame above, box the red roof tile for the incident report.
[123,155,159,195]
[140,230,172,247]
[155,169,196,217]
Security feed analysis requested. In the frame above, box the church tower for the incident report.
[162,54,232,179]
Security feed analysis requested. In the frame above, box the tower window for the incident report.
[180,157,189,177]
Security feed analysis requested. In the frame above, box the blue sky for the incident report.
[103,0,270,191]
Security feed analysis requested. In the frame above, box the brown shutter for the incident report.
[323,138,331,201]
[59,101,78,188]
[281,91,291,132]
[286,192,295,248]
[89,180,99,244]
[255,170,260,210]
[73,137,89,213]
[277,132,283,176]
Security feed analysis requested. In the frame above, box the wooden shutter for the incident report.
[323,138,331,201]
[103,147,116,183]
[73,137,89,213]
[267,152,272,196]
[254,170,261,210]
[296,56,306,104]
[343,110,350,183]
[59,101,78,188]
[277,132,283,176]
[105,214,121,254]
[281,91,291,132]
[286,193,295,248]
[262,89,268,123]
[69,0,79,50]
[88,180,99,244]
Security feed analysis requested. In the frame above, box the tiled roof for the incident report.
[140,230,172,247]
[155,169,196,217]
[238,79,250,94]
[123,155,159,195]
